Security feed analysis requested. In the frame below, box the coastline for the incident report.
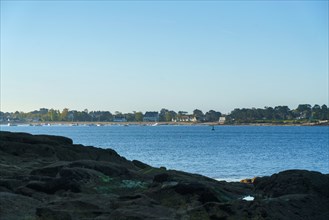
[1,121,328,127]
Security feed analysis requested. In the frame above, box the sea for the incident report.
[1,124,328,181]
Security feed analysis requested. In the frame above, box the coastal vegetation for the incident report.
[1,104,328,124]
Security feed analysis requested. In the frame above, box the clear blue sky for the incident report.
[1,1,328,114]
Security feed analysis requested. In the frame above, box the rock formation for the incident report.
[0,131,328,219]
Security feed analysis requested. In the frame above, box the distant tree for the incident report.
[76,111,91,121]
[320,104,328,120]
[205,110,221,122]
[39,108,49,114]
[296,104,312,119]
[159,108,169,122]
[114,111,123,118]
[124,113,135,122]
[115,111,122,116]
[48,109,60,121]
[100,111,113,121]
[178,111,188,115]
[193,109,204,122]
[274,106,291,120]
[264,107,274,120]
[168,110,177,121]
[61,108,69,121]
[311,104,321,120]
[135,112,143,122]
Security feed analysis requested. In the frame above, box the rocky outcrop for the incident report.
[0,131,328,219]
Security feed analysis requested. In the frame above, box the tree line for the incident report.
[227,104,328,124]
[0,104,328,124]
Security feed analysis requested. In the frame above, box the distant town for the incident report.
[1,104,328,125]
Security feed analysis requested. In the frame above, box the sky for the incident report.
[1,1,328,114]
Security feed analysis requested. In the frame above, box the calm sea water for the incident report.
[1,125,328,181]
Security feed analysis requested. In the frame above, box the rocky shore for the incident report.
[0,131,328,220]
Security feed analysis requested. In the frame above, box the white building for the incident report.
[219,116,226,124]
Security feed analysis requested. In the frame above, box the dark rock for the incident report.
[36,200,102,220]
[26,178,81,194]
[31,163,67,177]
[0,179,23,191]
[68,160,131,177]
[59,167,101,181]
[132,160,151,169]
[0,131,130,165]
[153,173,170,183]
[253,169,329,198]
[1,131,328,220]
[110,194,176,220]
[174,182,219,203]
[36,207,72,220]
[26,180,48,192]
[0,192,41,220]
[0,131,73,145]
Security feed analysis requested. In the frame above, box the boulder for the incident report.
[253,169,329,198]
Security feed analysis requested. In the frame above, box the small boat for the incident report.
[7,123,17,126]
[152,123,158,126]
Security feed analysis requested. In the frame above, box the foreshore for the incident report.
[1,131,328,219]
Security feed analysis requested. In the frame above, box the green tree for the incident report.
[165,112,173,122]
[100,111,113,121]
[61,108,69,121]
[320,104,328,120]
[135,112,143,122]
[48,109,60,121]
[264,107,274,120]
[311,104,321,120]
[296,104,312,119]
[274,106,291,120]
[193,109,204,121]
[159,109,169,122]
[124,113,135,122]
[205,110,221,122]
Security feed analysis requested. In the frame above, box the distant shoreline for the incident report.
[1,121,328,126]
